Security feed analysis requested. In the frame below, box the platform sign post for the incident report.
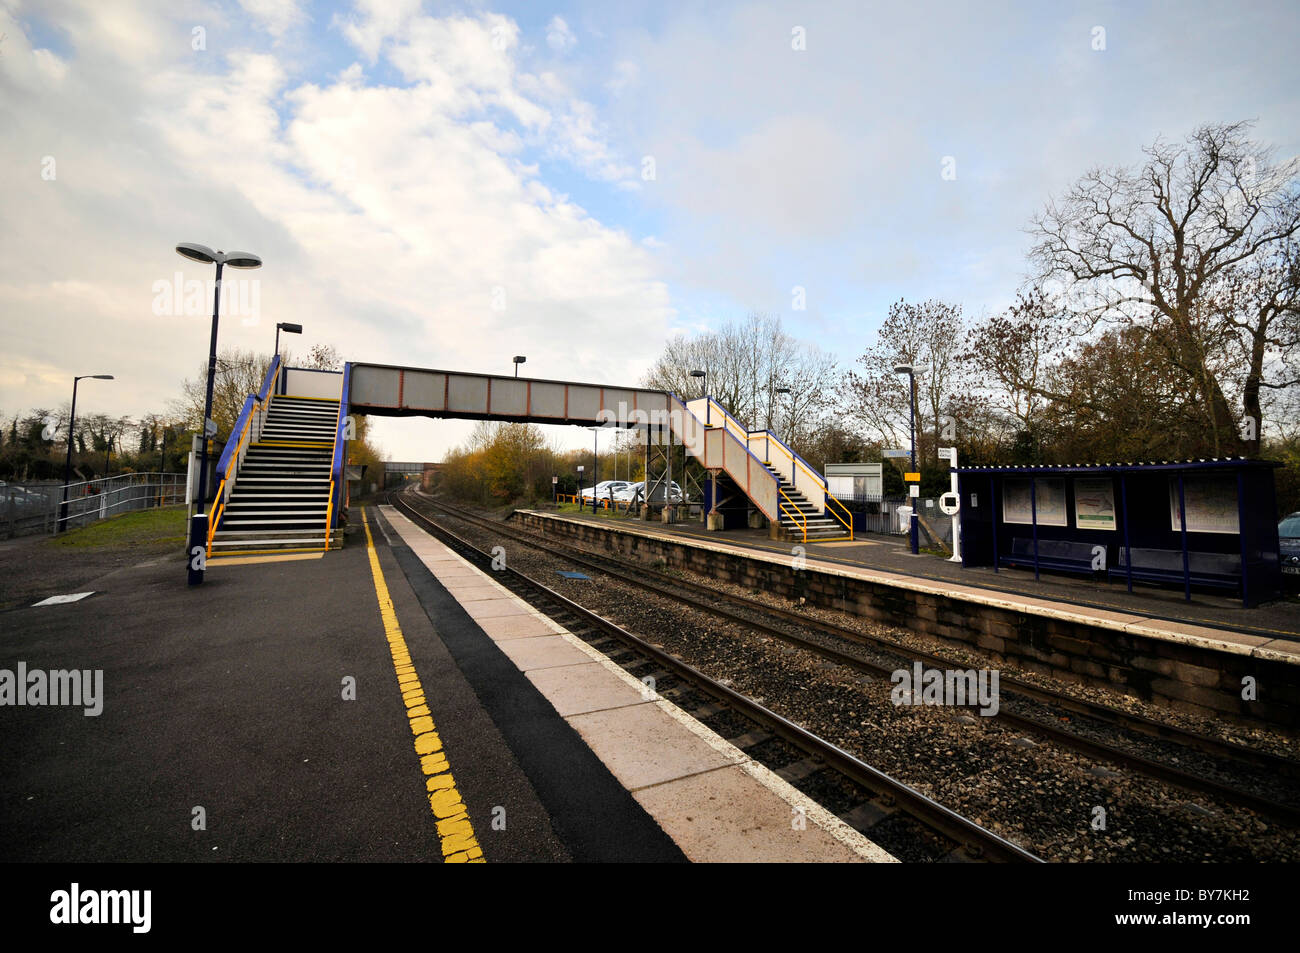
[939,447,961,562]
[552,475,558,505]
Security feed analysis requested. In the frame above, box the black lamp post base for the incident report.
[187,514,208,585]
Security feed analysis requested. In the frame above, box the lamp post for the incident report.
[894,362,919,555]
[59,374,113,533]
[689,368,707,399]
[275,322,302,361]
[770,386,790,432]
[159,423,169,506]
[176,242,263,585]
[513,355,526,377]
[589,425,601,510]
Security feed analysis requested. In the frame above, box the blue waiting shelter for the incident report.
[954,458,1283,607]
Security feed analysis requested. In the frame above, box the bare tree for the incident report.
[842,299,969,456]
[642,313,838,439]
[1029,120,1300,455]
[170,347,274,440]
[967,290,1061,440]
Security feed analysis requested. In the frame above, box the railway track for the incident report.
[387,490,1043,863]
[404,490,1300,827]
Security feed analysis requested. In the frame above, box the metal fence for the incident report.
[1,473,187,538]
[835,493,955,543]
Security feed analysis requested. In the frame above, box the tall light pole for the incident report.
[513,355,526,377]
[689,368,707,399]
[176,242,263,585]
[275,322,302,361]
[894,362,918,555]
[59,374,113,533]
[770,386,790,432]
[589,425,601,509]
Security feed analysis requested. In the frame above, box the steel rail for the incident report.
[391,490,1043,862]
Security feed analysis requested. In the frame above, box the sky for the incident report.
[2,0,1298,461]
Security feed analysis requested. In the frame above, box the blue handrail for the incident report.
[216,355,281,480]
[329,363,352,528]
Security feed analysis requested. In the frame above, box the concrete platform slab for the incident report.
[496,634,595,672]
[526,661,646,717]
[476,614,563,641]
[463,598,535,620]
[566,702,744,791]
[440,584,508,602]
[634,763,879,862]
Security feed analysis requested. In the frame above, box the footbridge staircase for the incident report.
[667,395,854,542]
[205,357,351,557]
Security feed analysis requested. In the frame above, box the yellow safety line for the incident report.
[361,508,484,863]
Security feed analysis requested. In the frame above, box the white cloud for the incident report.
[546,16,576,54]
[0,2,672,460]
[238,0,305,38]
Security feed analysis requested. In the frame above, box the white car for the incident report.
[579,480,631,501]
[612,481,643,502]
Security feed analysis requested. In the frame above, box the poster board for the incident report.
[1002,478,1067,526]
[1169,475,1239,535]
[1073,477,1116,531]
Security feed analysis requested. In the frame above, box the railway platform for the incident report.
[0,505,890,863]
[511,508,1300,728]
[531,509,1300,642]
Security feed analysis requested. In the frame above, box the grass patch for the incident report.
[555,501,640,520]
[48,506,188,549]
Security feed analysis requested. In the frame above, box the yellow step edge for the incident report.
[275,394,342,402]
[208,547,332,558]
[252,441,333,448]
[208,552,326,565]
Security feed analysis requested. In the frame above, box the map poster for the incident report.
[1169,475,1239,535]
[1073,477,1116,531]
[1002,478,1067,526]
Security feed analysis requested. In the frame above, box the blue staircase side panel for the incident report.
[331,363,352,528]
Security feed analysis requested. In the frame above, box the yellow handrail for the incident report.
[778,486,807,543]
[206,411,253,555]
[706,397,749,444]
[825,492,854,540]
[762,437,826,493]
[206,361,282,556]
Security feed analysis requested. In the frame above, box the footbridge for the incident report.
[205,361,852,556]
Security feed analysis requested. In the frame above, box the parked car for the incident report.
[612,481,643,502]
[1280,512,1300,578]
[579,480,631,501]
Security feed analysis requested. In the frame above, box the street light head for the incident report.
[93,375,114,380]
[175,242,218,264]
[893,363,914,375]
[513,355,526,364]
[222,251,263,269]
[775,387,791,394]
[278,322,303,334]
[689,370,706,378]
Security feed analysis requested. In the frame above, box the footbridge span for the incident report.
[204,360,852,557]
